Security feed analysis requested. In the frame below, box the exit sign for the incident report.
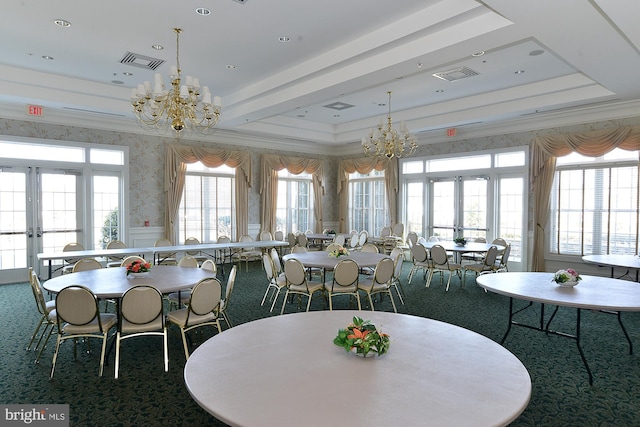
[446,128,457,137]
[27,105,44,116]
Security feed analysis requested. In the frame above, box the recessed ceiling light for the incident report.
[152,44,164,50]
[472,51,485,57]
[42,55,54,60]
[122,72,133,76]
[435,89,444,93]
[54,19,71,28]
[333,114,340,118]
[226,64,237,69]
[514,70,525,74]
[529,49,545,56]
[278,36,290,42]
[417,63,423,68]
[196,7,211,16]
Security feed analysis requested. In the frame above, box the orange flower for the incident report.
[347,327,369,341]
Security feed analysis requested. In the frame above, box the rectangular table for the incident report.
[38,240,288,279]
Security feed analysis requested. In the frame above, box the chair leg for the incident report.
[99,333,108,377]
[50,335,63,379]
[163,328,168,372]
[445,271,452,291]
[27,315,46,350]
[280,291,290,315]
[180,328,190,360]
[356,294,362,310]
[269,288,282,313]
[368,295,375,311]
[35,324,55,363]
[114,332,121,379]
[388,291,397,313]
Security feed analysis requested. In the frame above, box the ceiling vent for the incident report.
[432,66,479,82]
[232,0,247,3]
[119,52,165,71]
[323,102,355,111]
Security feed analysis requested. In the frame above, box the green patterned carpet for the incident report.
[2,261,640,426]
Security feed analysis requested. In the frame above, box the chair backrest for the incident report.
[410,243,428,263]
[287,232,297,247]
[333,234,346,246]
[188,278,222,317]
[260,230,273,241]
[417,236,427,246]
[106,240,127,261]
[121,256,147,268]
[326,243,342,253]
[270,248,282,274]
[389,247,404,261]
[372,258,394,286]
[291,245,308,253]
[274,230,284,241]
[284,258,307,288]
[239,235,253,243]
[392,223,404,237]
[406,232,418,248]
[332,259,359,289]
[120,285,163,328]
[263,254,275,281]
[349,234,359,249]
[296,234,308,247]
[200,259,217,274]
[30,269,48,315]
[474,237,487,243]
[217,235,231,244]
[498,244,511,268]
[393,253,404,279]
[430,245,449,266]
[178,256,199,268]
[492,237,507,248]
[380,227,391,238]
[55,285,101,329]
[483,246,499,267]
[358,230,368,247]
[63,242,84,264]
[154,238,175,258]
[184,237,201,255]
[72,258,103,272]
[361,243,379,253]
[224,266,237,304]
[428,235,440,242]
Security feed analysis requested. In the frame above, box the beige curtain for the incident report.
[531,126,640,271]
[260,154,325,233]
[337,157,398,233]
[165,144,252,243]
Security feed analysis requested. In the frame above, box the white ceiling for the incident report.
[2,0,640,154]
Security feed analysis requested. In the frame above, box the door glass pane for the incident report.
[93,175,120,250]
[498,177,523,262]
[406,182,423,236]
[40,172,79,257]
[462,179,487,239]
[0,170,27,270]
[431,181,455,240]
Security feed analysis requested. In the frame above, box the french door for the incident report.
[0,167,82,283]
[429,176,490,241]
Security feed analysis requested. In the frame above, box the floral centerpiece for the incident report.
[323,229,336,235]
[453,237,467,246]
[328,246,349,258]
[333,316,390,357]
[552,268,582,287]
[126,260,151,276]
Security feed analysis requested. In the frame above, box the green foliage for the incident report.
[333,316,390,357]
[101,208,119,249]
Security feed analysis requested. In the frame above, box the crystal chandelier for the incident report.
[362,91,418,159]
[131,28,221,133]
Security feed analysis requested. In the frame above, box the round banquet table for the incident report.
[42,265,215,298]
[282,250,388,270]
[184,310,531,427]
[582,254,640,280]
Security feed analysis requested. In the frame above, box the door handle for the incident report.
[36,227,42,237]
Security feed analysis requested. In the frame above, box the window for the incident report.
[349,170,387,234]
[179,163,236,242]
[276,169,314,234]
[549,149,639,255]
